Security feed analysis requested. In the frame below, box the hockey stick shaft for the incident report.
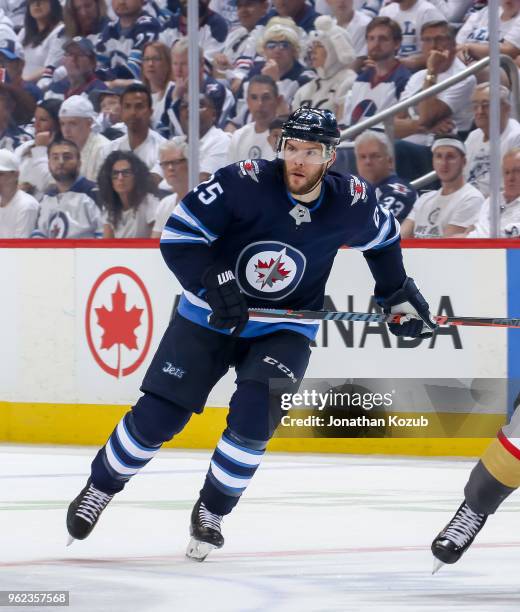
[248,309,520,328]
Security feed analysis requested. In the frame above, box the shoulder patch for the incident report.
[350,176,367,205]
[387,182,410,195]
[238,159,260,183]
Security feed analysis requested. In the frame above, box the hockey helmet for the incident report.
[278,107,341,163]
[281,107,341,146]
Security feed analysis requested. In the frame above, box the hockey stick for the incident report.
[248,309,520,329]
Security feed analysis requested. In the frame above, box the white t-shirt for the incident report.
[200,125,232,175]
[153,192,178,235]
[227,122,275,164]
[468,193,520,238]
[465,118,520,198]
[399,57,476,146]
[19,22,63,81]
[379,0,445,57]
[456,6,520,49]
[407,182,484,237]
[102,194,159,238]
[344,11,372,57]
[0,189,39,238]
[429,0,473,22]
[81,132,110,183]
[15,140,53,201]
[151,82,175,129]
[105,129,166,176]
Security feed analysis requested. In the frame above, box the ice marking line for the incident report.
[0,463,340,479]
[3,542,520,567]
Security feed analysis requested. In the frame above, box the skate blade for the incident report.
[186,537,218,562]
[66,535,75,547]
[432,558,444,575]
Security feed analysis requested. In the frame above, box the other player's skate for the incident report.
[431,501,487,573]
[66,479,114,545]
[186,499,224,561]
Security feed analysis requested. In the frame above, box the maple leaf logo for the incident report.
[254,250,291,288]
[95,282,143,378]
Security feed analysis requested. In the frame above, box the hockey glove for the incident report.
[379,277,438,338]
[201,264,249,337]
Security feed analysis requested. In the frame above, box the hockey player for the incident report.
[431,397,520,572]
[67,107,437,561]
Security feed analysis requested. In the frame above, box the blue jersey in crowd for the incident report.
[160,159,404,340]
[375,173,417,222]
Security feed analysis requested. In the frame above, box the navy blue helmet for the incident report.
[280,107,341,148]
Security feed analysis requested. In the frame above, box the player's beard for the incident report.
[283,162,325,195]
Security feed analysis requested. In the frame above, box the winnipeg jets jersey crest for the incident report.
[160,159,400,339]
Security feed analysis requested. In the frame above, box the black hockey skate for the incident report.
[66,479,114,544]
[431,501,487,573]
[186,499,224,561]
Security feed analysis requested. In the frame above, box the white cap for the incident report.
[0,149,19,172]
[59,95,96,120]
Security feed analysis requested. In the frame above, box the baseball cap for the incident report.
[0,150,19,172]
[0,39,24,61]
[63,37,96,58]
[59,95,96,120]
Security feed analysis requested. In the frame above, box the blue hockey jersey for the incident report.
[375,173,417,222]
[160,159,405,339]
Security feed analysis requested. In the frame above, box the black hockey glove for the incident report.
[378,277,438,339]
[201,264,249,337]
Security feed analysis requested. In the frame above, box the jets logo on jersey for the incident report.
[236,241,306,300]
[238,159,260,183]
[350,177,367,205]
[49,211,70,238]
[387,182,410,195]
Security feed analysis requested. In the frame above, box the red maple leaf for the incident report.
[95,282,143,377]
[255,258,291,286]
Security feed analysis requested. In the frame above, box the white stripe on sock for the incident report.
[105,439,140,476]
[217,437,263,467]
[210,460,251,489]
[116,420,160,460]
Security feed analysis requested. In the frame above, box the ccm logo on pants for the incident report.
[263,356,297,384]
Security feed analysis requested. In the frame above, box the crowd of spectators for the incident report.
[0,0,519,240]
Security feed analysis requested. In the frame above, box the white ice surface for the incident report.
[0,445,519,612]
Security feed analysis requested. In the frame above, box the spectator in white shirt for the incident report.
[214,0,270,94]
[59,95,109,182]
[394,20,476,180]
[326,0,372,70]
[467,148,520,238]
[98,150,159,238]
[457,0,520,67]
[227,74,280,163]
[18,0,63,85]
[152,137,189,238]
[105,83,165,181]
[292,15,356,123]
[344,17,411,129]
[401,137,484,238]
[0,149,39,238]
[465,82,520,198]
[16,97,61,200]
[379,0,445,71]
[178,92,231,181]
[32,138,102,238]
[141,41,174,132]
